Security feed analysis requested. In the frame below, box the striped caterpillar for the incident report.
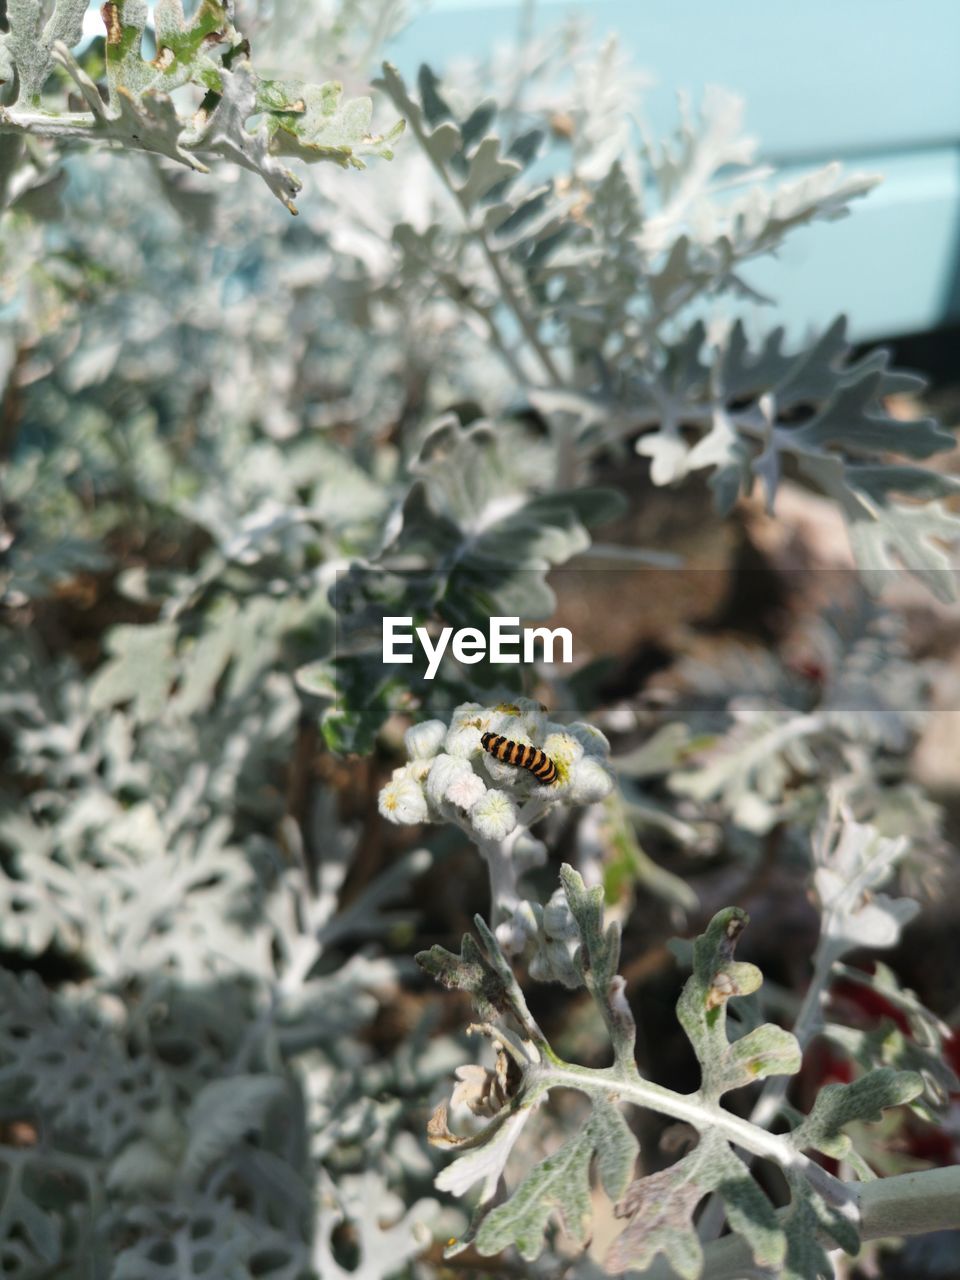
[480,732,558,785]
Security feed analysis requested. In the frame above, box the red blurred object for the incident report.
[790,657,828,686]
[828,974,911,1035]
[944,1028,960,1077]
[798,969,960,1170]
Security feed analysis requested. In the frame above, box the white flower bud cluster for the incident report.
[378,698,615,840]
[495,888,582,988]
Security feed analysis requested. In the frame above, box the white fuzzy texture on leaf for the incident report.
[435,1107,535,1201]
[635,320,960,598]
[814,821,919,960]
[182,1075,287,1182]
[474,1098,637,1261]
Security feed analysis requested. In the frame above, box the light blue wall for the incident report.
[387,1,960,343]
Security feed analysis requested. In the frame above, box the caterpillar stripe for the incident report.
[480,732,558,785]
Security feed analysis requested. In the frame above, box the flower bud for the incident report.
[425,754,475,809]
[378,774,428,825]
[469,789,518,842]
[566,720,611,759]
[568,756,615,804]
[403,719,447,760]
[542,889,578,941]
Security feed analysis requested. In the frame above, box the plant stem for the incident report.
[749,938,832,1130]
[541,1062,852,1212]
[0,109,97,139]
[392,86,565,389]
[475,306,533,386]
[476,800,549,919]
[476,239,565,387]
[478,834,522,916]
[395,223,533,386]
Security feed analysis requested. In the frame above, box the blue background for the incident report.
[386,0,960,343]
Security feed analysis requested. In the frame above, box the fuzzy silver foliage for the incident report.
[418,865,922,1279]
[0,0,402,212]
[0,9,957,1280]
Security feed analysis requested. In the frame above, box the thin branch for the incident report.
[541,1062,852,1212]
[476,238,565,387]
[475,800,550,919]
[0,108,98,139]
[397,94,565,390]
[751,941,832,1131]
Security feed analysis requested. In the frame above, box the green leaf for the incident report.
[814,821,918,961]
[384,417,626,629]
[1,0,87,102]
[377,64,529,218]
[182,1075,288,1183]
[560,864,637,1071]
[676,907,801,1102]
[88,622,177,723]
[416,916,546,1051]
[101,0,233,104]
[637,318,959,599]
[265,81,405,168]
[613,723,692,778]
[0,972,160,1159]
[301,655,413,755]
[780,1183,851,1280]
[166,604,237,719]
[424,893,927,1280]
[790,1067,924,1160]
[824,962,959,1122]
[669,705,819,834]
[376,63,461,172]
[113,1197,310,1279]
[106,1138,179,1199]
[376,60,572,328]
[599,791,700,913]
[843,486,960,604]
[434,1105,538,1204]
[474,1097,637,1261]
[1,0,400,210]
[328,416,625,744]
[315,1171,439,1280]
[606,1128,784,1278]
[0,1148,64,1271]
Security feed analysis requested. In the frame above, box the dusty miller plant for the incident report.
[385,712,956,1276]
[0,7,958,1280]
[0,0,403,212]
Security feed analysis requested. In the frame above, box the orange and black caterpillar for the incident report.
[480,732,558,785]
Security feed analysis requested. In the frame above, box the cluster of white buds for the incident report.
[378,698,615,843]
[494,888,583,981]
